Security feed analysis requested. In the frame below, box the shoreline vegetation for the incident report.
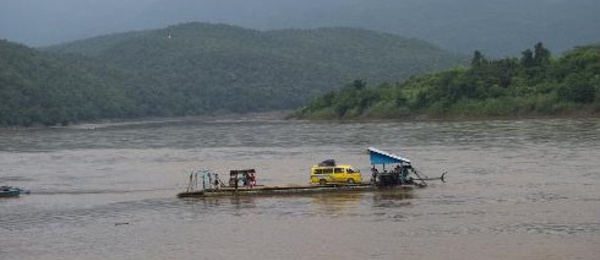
[287,111,600,123]
[293,43,600,121]
[0,23,464,128]
[2,31,599,128]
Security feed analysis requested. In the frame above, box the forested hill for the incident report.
[0,39,134,126]
[1,23,464,127]
[46,24,464,113]
[294,43,600,120]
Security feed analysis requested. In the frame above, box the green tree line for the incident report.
[295,43,600,119]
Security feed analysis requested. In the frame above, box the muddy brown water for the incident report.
[1,118,599,259]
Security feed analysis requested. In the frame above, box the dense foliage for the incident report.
[0,40,135,126]
[295,43,600,119]
[0,23,464,127]
[46,23,463,114]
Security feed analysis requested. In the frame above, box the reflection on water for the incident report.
[372,188,414,207]
[1,118,600,259]
[177,188,415,220]
[309,192,365,215]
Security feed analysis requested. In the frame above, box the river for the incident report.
[1,118,599,259]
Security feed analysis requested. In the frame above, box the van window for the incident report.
[323,168,334,174]
[314,169,323,174]
[347,168,355,173]
[334,168,344,173]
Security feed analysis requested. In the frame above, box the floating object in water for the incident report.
[177,147,446,198]
[0,186,29,197]
[177,183,417,198]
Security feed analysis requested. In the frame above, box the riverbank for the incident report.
[0,110,294,131]
[288,109,600,123]
[3,108,599,131]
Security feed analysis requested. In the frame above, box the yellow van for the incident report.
[310,164,362,185]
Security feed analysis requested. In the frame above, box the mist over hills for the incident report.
[1,23,464,126]
[1,0,598,57]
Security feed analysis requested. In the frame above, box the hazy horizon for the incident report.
[1,0,599,56]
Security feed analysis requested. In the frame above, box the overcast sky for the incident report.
[1,0,598,56]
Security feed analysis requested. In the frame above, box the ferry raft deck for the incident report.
[176,183,393,198]
[176,147,445,198]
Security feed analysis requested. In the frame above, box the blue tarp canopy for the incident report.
[368,147,411,165]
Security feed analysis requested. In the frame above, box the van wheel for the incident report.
[319,179,327,185]
[347,179,355,184]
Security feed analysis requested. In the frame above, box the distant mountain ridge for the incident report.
[1,23,465,126]
[1,0,598,57]
[46,23,465,112]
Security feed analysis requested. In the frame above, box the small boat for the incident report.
[0,186,29,198]
[177,147,446,198]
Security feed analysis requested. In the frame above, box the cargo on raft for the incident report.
[177,147,446,198]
